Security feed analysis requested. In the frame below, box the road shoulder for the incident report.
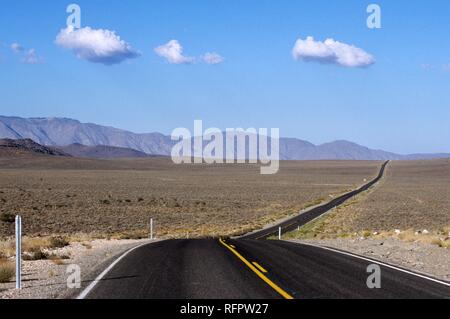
[287,238,450,283]
[0,239,157,299]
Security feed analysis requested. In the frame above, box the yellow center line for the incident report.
[252,262,268,273]
[219,238,294,299]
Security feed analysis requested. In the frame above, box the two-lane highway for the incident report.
[241,161,390,240]
[80,239,281,299]
[78,161,450,299]
[81,238,450,299]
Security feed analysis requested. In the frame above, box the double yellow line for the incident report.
[219,238,294,299]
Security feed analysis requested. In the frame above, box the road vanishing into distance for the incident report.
[79,161,450,299]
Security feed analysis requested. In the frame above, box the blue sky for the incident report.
[1,0,450,154]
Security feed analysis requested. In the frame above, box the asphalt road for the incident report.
[241,161,390,240]
[80,161,450,299]
[83,238,450,299]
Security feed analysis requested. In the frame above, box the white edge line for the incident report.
[292,241,450,288]
[76,241,156,299]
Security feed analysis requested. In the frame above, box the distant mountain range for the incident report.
[0,115,449,161]
[0,116,173,155]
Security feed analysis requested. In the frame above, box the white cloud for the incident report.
[154,40,195,64]
[11,43,24,53]
[292,36,375,68]
[55,26,140,65]
[10,42,41,64]
[22,49,41,64]
[202,52,224,65]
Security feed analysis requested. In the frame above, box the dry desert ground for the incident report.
[286,159,450,247]
[0,156,381,239]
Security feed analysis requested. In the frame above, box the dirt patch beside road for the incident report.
[289,238,450,283]
[0,239,152,299]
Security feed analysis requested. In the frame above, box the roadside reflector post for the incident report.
[15,215,22,290]
[278,227,282,240]
[150,218,154,240]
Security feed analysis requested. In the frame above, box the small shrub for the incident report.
[22,237,50,253]
[23,248,48,261]
[49,236,70,248]
[48,253,70,260]
[0,212,15,223]
[362,230,372,238]
[0,260,15,283]
[430,238,446,247]
[48,254,70,264]
[116,231,146,240]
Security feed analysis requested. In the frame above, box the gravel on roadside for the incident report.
[289,237,450,282]
[0,239,156,299]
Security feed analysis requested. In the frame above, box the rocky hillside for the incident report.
[0,139,69,157]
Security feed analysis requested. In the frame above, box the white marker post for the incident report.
[278,227,282,240]
[150,218,154,240]
[15,215,22,290]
